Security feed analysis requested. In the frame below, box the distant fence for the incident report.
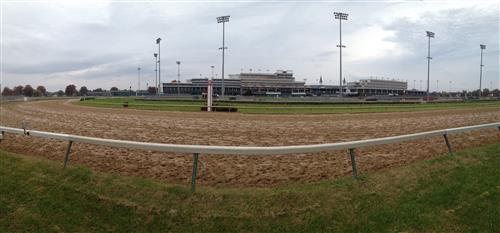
[1,122,499,192]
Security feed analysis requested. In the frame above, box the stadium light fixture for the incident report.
[334,12,348,98]
[425,31,434,101]
[217,15,230,98]
[479,44,486,97]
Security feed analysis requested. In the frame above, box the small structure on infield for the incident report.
[207,80,213,112]
[201,80,237,112]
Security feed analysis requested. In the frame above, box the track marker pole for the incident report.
[191,153,200,192]
[443,134,453,155]
[63,141,73,169]
[348,148,358,179]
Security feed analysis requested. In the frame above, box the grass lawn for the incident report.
[0,143,499,232]
[76,98,500,114]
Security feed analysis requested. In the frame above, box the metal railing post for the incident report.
[443,134,453,155]
[21,120,28,136]
[63,141,74,169]
[348,148,358,179]
[191,153,200,192]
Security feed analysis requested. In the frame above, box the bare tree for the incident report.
[36,86,47,96]
[13,85,23,96]
[79,86,89,96]
[2,87,14,96]
[65,84,77,96]
[23,85,34,97]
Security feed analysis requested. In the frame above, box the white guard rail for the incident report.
[1,122,499,192]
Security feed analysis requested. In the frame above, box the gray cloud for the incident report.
[1,1,498,91]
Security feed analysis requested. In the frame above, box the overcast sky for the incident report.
[1,0,498,92]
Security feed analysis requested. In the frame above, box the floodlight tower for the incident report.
[425,31,434,101]
[334,12,348,98]
[176,61,181,96]
[154,53,158,95]
[156,38,162,94]
[217,15,230,99]
[137,67,141,96]
[479,44,486,97]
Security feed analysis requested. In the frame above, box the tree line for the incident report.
[2,85,47,97]
[2,84,159,97]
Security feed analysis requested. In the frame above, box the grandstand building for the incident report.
[163,70,305,96]
[349,79,408,95]
[163,71,413,96]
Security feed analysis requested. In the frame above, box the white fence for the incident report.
[1,122,499,191]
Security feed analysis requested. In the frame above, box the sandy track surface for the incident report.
[0,100,499,187]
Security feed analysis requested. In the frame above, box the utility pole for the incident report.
[217,15,230,99]
[137,67,141,96]
[449,81,452,97]
[154,53,158,96]
[425,31,435,101]
[156,38,162,94]
[479,44,486,97]
[334,12,348,98]
[176,61,181,96]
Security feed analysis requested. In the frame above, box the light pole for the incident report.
[449,81,452,97]
[154,53,158,96]
[479,44,486,97]
[137,67,141,96]
[425,31,434,101]
[211,66,215,80]
[436,80,439,93]
[217,15,230,99]
[420,80,422,91]
[334,12,348,98]
[156,38,162,94]
[176,61,181,96]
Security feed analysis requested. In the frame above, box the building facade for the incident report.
[349,79,408,95]
[164,70,305,96]
[163,71,411,97]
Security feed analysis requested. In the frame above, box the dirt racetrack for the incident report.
[0,100,499,187]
